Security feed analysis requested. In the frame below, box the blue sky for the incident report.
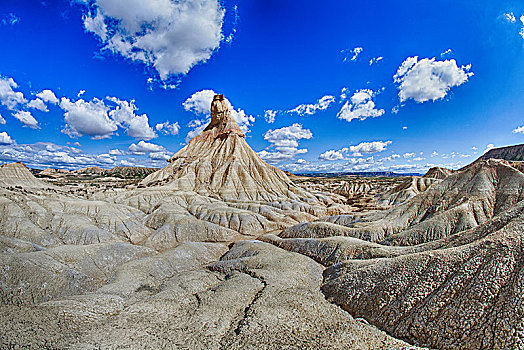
[0,0,523,173]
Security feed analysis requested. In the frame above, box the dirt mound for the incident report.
[71,166,105,175]
[0,162,51,188]
[379,176,440,206]
[423,166,453,179]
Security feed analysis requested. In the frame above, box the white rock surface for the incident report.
[1,94,522,349]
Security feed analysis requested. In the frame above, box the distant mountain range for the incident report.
[33,165,159,180]
[295,171,423,177]
[296,144,524,177]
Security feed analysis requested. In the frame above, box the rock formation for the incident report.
[38,168,70,178]
[105,166,158,179]
[71,166,105,176]
[379,176,440,207]
[0,162,51,188]
[377,166,453,208]
[1,240,415,349]
[476,143,524,162]
[423,166,453,179]
[2,94,406,349]
[334,181,373,196]
[140,94,324,203]
[278,158,524,348]
[321,198,524,349]
[107,94,347,244]
[38,166,158,180]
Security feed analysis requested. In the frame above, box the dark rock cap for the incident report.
[204,94,245,137]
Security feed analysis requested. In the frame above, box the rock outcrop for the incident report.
[38,168,70,178]
[71,166,105,176]
[476,143,524,162]
[0,162,51,188]
[277,158,524,348]
[39,166,158,180]
[1,241,416,349]
[379,176,440,207]
[105,166,158,179]
[0,167,152,247]
[322,200,524,349]
[423,166,453,179]
[334,181,372,197]
[283,159,524,244]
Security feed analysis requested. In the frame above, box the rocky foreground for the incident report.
[1,95,523,349]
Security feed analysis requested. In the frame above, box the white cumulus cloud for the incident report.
[264,110,277,124]
[128,140,165,154]
[155,121,180,135]
[342,46,363,62]
[149,151,172,161]
[109,149,124,155]
[289,95,336,116]
[183,89,216,115]
[320,141,391,161]
[383,153,401,161]
[0,142,120,168]
[107,97,156,140]
[81,0,225,80]
[513,125,524,134]
[349,140,391,156]
[60,97,117,139]
[59,96,157,140]
[337,89,385,122]
[440,48,453,57]
[0,76,26,110]
[13,110,39,129]
[394,56,474,103]
[0,141,171,169]
[319,149,345,161]
[258,123,312,164]
[520,15,524,39]
[0,113,5,125]
[83,10,107,40]
[27,98,49,112]
[36,89,59,104]
[369,56,383,66]
[0,131,14,145]
[504,12,516,23]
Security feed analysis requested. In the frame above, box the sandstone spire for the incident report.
[203,94,245,138]
[140,93,320,203]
